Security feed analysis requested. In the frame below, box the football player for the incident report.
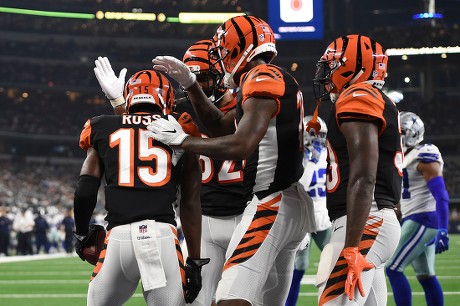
[178,39,252,306]
[286,116,332,306]
[147,15,316,306]
[313,34,402,305]
[74,69,208,306]
[386,111,449,306]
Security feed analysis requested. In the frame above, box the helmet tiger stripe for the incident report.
[123,70,174,115]
[210,15,277,88]
[314,34,388,102]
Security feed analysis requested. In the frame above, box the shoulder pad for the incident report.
[242,64,285,100]
[416,144,442,163]
[79,119,92,150]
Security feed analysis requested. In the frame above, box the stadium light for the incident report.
[386,46,460,56]
[412,12,443,19]
[176,12,246,24]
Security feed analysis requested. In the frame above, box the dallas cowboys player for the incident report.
[386,111,450,306]
[286,116,332,306]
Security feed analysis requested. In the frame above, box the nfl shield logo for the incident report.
[139,224,147,233]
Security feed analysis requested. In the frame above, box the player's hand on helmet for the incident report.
[434,228,449,254]
[184,257,210,303]
[152,56,196,89]
[342,247,374,301]
[146,115,189,146]
[94,56,127,108]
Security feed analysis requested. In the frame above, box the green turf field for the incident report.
[0,235,459,306]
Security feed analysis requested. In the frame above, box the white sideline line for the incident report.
[0,272,89,276]
[0,253,77,263]
[0,280,88,284]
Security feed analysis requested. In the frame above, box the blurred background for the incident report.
[1,0,460,255]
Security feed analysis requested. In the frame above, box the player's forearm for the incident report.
[185,82,232,136]
[181,134,251,161]
[73,175,100,235]
[180,204,201,258]
[345,177,375,247]
[427,176,450,229]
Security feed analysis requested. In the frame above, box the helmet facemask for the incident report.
[183,39,224,102]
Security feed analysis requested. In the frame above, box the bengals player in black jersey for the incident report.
[147,15,316,306]
[312,34,402,306]
[74,69,208,306]
[177,39,252,306]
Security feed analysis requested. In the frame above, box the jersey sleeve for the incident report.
[241,64,285,112]
[416,144,442,163]
[79,119,92,150]
[335,83,386,132]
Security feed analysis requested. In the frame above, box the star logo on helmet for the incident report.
[258,33,265,42]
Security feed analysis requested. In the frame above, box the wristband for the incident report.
[110,96,126,108]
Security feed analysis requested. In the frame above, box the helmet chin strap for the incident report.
[223,44,254,89]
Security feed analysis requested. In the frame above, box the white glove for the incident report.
[146,115,190,146]
[152,56,196,89]
[94,56,127,108]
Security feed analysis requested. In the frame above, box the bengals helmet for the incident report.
[124,70,175,115]
[314,34,388,102]
[400,111,425,152]
[210,15,277,89]
[183,39,224,101]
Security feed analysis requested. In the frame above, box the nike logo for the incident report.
[352,92,367,97]
[163,129,177,133]
[256,77,270,82]
[333,225,344,232]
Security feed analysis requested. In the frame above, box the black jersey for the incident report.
[175,96,251,216]
[326,83,403,221]
[235,64,305,199]
[79,112,184,229]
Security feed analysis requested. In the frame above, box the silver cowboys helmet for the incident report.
[400,111,425,152]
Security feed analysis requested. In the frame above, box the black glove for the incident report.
[74,232,88,261]
[73,224,105,262]
[184,257,210,303]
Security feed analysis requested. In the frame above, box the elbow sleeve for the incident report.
[74,175,101,235]
[427,176,450,229]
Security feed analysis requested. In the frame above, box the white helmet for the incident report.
[304,115,327,151]
[400,111,424,152]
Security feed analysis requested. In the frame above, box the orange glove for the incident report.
[342,247,374,300]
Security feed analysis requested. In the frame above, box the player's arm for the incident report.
[181,96,277,160]
[341,120,380,247]
[74,147,102,236]
[418,160,450,253]
[183,81,236,136]
[340,119,379,300]
[179,151,202,259]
